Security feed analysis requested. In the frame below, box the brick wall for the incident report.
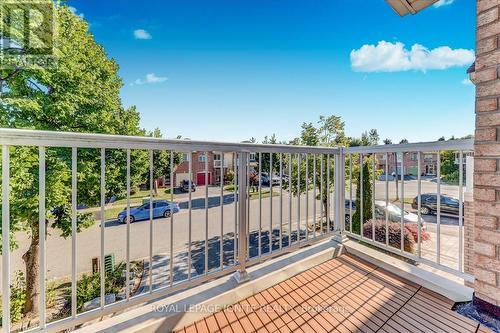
[464,194,475,289]
[471,0,500,306]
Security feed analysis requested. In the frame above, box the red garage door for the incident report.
[196,172,211,186]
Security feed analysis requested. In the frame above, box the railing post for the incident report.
[233,151,250,283]
[333,149,348,244]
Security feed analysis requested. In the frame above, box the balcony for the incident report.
[0,129,492,333]
[213,160,229,168]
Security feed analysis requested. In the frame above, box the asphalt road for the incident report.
[2,180,462,280]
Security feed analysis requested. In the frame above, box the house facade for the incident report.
[173,152,235,186]
[376,152,438,176]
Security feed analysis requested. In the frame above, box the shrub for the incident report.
[362,220,415,253]
[226,170,235,183]
[352,161,373,234]
[404,223,431,242]
[0,271,27,324]
[76,262,126,311]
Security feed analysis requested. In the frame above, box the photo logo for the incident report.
[0,0,57,69]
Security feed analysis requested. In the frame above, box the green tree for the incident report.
[440,150,459,183]
[0,5,147,316]
[283,115,346,225]
[147,128,182,194]
[352,159,373,234]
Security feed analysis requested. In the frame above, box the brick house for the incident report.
[376,152,438,176]
[173,152,235,186]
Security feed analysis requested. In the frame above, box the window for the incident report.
[411,153,418,161]
[198,153,206,162]
[379,154,386,161]
[214,154,221,161]
[182,153,189,161]
[424,154,433,162]
[155,201,168,208]
[249,153,256,162]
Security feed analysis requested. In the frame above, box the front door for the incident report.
[197,172,211,186]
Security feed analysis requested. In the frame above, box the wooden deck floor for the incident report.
[174,254,494,333]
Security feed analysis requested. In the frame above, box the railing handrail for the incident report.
[346,139,474,153]
[0,128,342,154]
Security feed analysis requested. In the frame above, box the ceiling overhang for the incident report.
[386,0,439,16]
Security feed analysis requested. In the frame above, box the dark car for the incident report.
[411,193,461,215]
[180,179,196,192]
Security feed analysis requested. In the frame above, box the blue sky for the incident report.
[68,0,475,143]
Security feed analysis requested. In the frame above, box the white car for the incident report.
[346,200,425,229]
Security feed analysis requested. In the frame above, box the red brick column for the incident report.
[470,0,500,306]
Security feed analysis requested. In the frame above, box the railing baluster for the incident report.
[372,154,375,242]
[385,153,389,246]
[297,153,301,242]
[220,151,224,270]
[258,152,262,258]
[2,146,10,331]
[313,154,317,239]
[400,152,404,252]
[233,153,237,264]
[437,150,441,264]
[360,153,363,238]
[246,156,250,259]
[349,153,353,234]
[305,154,309,241]
[126,149,131,300]
[269,153,273,254]
[326,155,330,233]
[205,152,209,274]
[149,150,153,292]
[320,155,324,235]
[170,151,174,286]
[188,152,193,279]
[71,147,77,316]
[417,151,422,259]
[100,148,105,308]
[459,150,464,272]
[288,153,292,246]
[236,152,249,281]
[279,153,283,250]
[39,147,46,327]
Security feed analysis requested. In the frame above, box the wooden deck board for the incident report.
[174,255,482,333]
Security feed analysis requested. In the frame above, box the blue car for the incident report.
[118,200,180,223]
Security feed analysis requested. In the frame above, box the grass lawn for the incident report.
[224,185,278,200]
[112,189,176,206]
[389,197,414,204]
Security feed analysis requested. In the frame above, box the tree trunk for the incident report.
[22,234,40,315]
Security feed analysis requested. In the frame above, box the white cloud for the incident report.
[133,29,152,40]
[350,41,475,73]
[433,0,454,8]
[461,78,473,85]
[133,73,168,85]
[68,6,84,18]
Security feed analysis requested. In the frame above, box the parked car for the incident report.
[259,173,270,186]
[411,193,461,215]
[270,173,281,186]
[118,200,180,223]
[180,179,196,192]
[345,200,424,228]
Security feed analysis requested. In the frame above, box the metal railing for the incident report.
[0,129,343,333]
[344,139,474,281]
[0,129,474,332]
